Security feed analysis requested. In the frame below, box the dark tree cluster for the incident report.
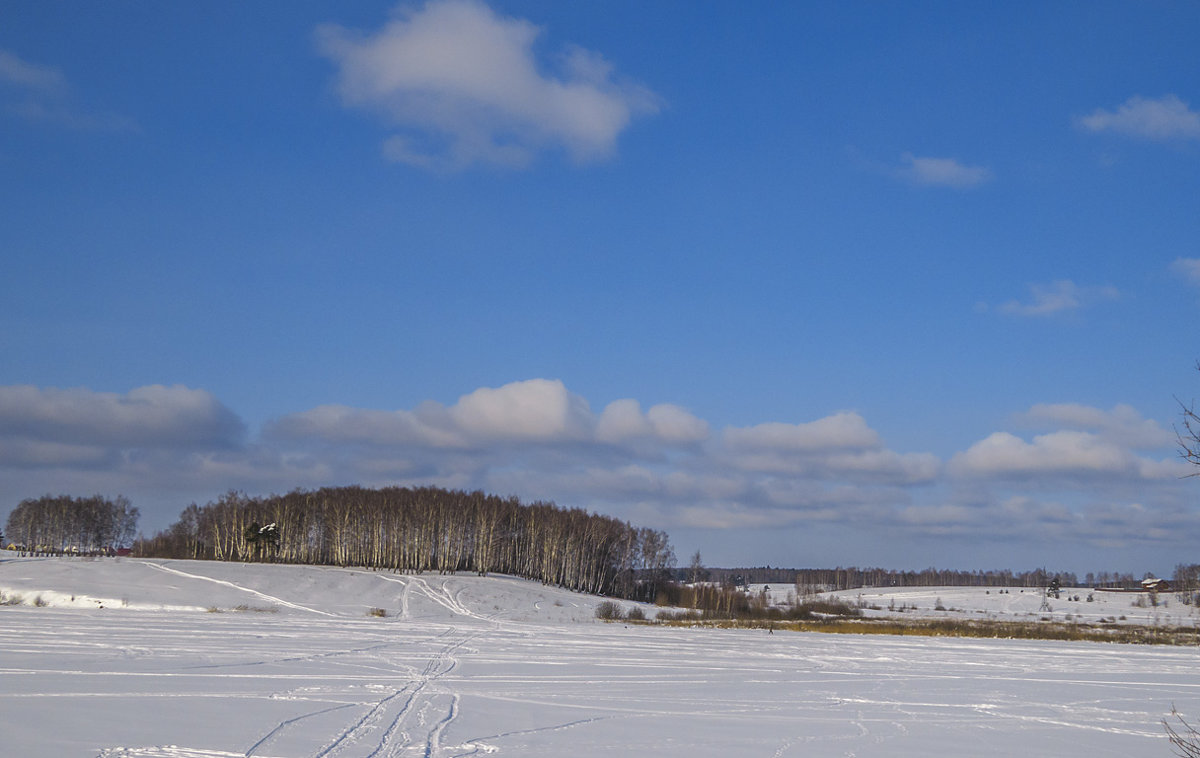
[135,486,676,599]
[5,494,139,555]
[697,566,1086,591]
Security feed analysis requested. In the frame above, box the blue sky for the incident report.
[3,1,1200,575]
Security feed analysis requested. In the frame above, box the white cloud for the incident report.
[645,404,710,443]
[995,280,1119,317]
[895,152,991,188]
[0,384,244,452]
[1078,94,1200,141]
[722,413,939,484]
[1018,403,1172,449]
[0,48,136,131]
[273,379,707,451]
[450,378,592,441]
[265,403,463,448]
[1172,258,1200,287]
[316,0,660,170]
[271,379,591,447]
[595,398,653,442]
[0,49,65,91]
[724,413,880,452]
[949,430,1148,480]
[595,399,709,444]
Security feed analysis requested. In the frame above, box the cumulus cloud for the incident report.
[994,280,1119,317]
[725,413,880,452]
[0,384,244,453]
[947,421,1182,483]
[450,379,592,441]
[271,379,705,451]
[949,430,1135,479]
[895,152,991,188]
[723,413,939,484]
[1018,403,1173,449]
[316,0,660,170]
[0,384,257,517]
[265,403,463,448]
[595,399,709,445]
[1078,94,1200,141]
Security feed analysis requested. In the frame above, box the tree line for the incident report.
[696,566,1134,590]
[5,494,139,555]
[134,486,676,600]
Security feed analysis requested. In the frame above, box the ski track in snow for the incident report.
[138,561,335,616]
[3,557,1199,757]
[243,577,484,758]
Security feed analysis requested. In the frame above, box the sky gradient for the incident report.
[3,1,1200,575]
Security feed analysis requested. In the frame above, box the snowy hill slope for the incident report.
[0,553,613,622]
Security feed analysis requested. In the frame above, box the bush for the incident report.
[595,600,623,620]
[656,608,702,623]
[625,606,646,621]
[1165,707,1200,757]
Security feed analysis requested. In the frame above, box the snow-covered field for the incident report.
[2,554,1198,757]
[756,583,1200,628]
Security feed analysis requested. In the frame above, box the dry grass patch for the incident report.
[656,615,1200,645]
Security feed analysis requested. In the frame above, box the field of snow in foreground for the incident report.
[2,555,1199,757]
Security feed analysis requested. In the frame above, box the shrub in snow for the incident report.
[1164,708,1200,758]
[595,600,622,620]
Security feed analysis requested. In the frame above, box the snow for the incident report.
[2,552,1198,757]
[753,584,1200,628]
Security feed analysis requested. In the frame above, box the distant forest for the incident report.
[5,494,140,555]
[134,486,676,600]
[697,566,1157,591]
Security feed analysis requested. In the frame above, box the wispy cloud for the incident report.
[0,49,66,92]
[1078,94,1200,141]
[0,47,136,132]
[1172,257,1200,287]
[316,0,660,170]
[991,279,1119,318]
[895,152,991,188]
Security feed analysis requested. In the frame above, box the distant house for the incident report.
[1141,577,1170,592]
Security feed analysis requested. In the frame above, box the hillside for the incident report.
[0,553,608,623]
